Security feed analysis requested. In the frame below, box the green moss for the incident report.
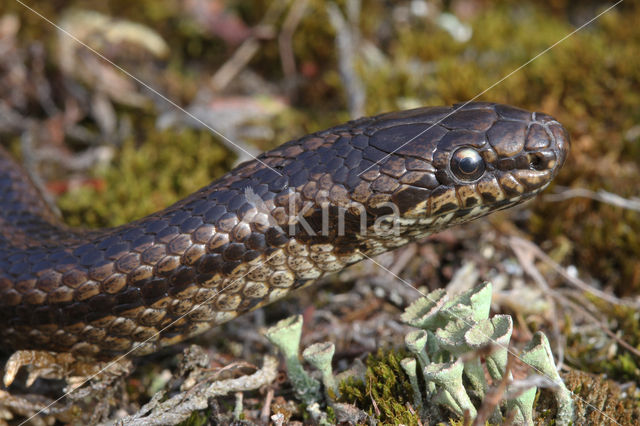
[56,124,233,228]
[565,296,640,383]
[338,349,420,425]
[177,410,210,426]
[538,370,640,425]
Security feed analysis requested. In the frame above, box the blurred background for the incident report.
[0,0,639,423]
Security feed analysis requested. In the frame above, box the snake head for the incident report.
[429,102,569,214]
[350,102,570,238]
[243,102,569,244]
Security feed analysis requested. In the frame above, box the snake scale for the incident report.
[0,102,569,359]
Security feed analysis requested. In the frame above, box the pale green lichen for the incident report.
[435,318,487,400]
[521,332,575,425]
[302,342,338,399]
[404,330,435,396]
[400,357,423,415]
[424,359,477,418]
[465,315,513,381]
[264,315,321,406]
[268,282,574,424]
[443,281,493,323]
[400,288,448,329]
[404,329,430,366]
[401,282,574,424]
[506,386,537,425]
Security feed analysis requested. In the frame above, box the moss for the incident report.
[56,124,233,228]
[325,405,336,424]
[177,410,210,426]
[536,370,640,425]
[338,349,421,425]
[565,296,640,383]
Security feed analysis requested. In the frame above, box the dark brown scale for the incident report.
[526,124,551,150]
[0,103,569,358]
[393,126,447,160]
[441,108,498,131]
[487,120,528,156]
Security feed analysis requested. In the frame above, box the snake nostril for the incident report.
[530,153,545,171]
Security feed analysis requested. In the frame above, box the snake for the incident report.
[0,102,569,359]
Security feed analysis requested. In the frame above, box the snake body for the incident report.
[0,102,569,358]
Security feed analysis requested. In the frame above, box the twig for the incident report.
[473,354,514,426]
[327,0,366,118]
[259,387,274,423]
[115,355,278,426]
[0,102,29,133]
[0,390,73,423]
[544,187,640,212]
[555,293,640,358]
[210,39,262,92]
[509,237,565,369]
[510,236,640,363]
[390,244,417,276]
[211,0,291,91]
[20,126,61,217]
[278,0,309,79]
[509,236,638,309]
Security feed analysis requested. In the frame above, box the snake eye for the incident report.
[450,148,485,181]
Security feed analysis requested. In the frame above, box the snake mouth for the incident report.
[548,121,570,174]
[532,115,570,178]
